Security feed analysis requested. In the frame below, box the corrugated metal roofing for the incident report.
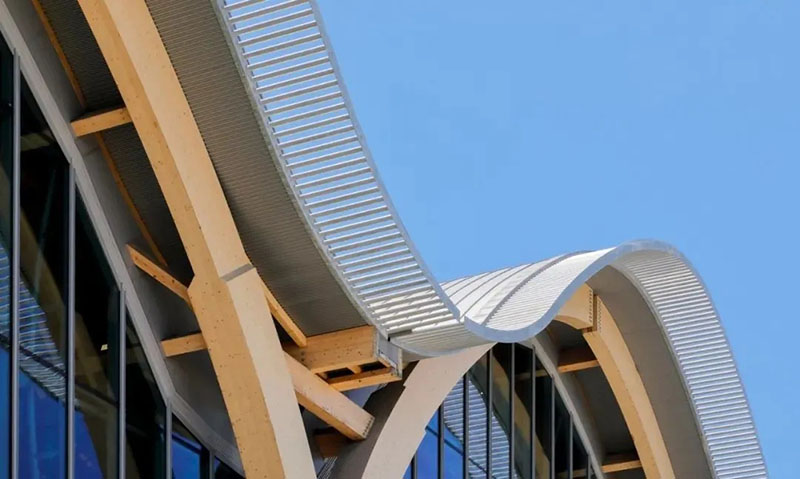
[214,0,461,336]
[400,240,766,479]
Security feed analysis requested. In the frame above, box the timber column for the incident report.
[76,0,316,476]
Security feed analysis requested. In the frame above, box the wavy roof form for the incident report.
[215,4,766,477]
[217,0,461,337]
[418,240,765,479]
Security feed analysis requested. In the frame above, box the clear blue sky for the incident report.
[316,1,798,476]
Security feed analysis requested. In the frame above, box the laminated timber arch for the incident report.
[74,0,318,476]
[333,241,766,479]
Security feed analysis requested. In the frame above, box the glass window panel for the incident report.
[19,369,66,478]
[554,391,570,477]
[75,387,116,478]
[490,344,512,478]
[172,417,203,479]
[0,33,13,479]
[416,426,438,479]
[74,197,119,478]
[18,75,68,479]
[213,457,244,478]
[533,356,551,479]
[444,443,463,479]
[467,353,489,478]
[74,197,119,399]
[572,426,588,479]
[125,315,166,479]
[442,377,465,479]
[513,345,533,479]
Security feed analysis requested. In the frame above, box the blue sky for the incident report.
[317,1,799,476]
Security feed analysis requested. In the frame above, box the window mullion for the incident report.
[438,404,444,479]
[66,162,75,479]
[486,350,493,479]
[509,345,515,479]
[9,48,19,479]
[118,288,126,479]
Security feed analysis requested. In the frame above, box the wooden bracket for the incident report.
[71,106,131,136]
[127,244,306,347]
[556,346,600,373]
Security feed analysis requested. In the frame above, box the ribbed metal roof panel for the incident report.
[215,0,461,337]
[396,240,767,479]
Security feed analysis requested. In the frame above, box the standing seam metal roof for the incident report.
[417,240,766,479]
[159,3,764,476]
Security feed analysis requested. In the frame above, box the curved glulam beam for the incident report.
[554,283,595,330]
[75,0,314,476]
[582,296,674,478]
[557,286,675,478]
[332,345,492,478]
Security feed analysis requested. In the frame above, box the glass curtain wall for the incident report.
[0,31,14,479]
[407,343,594,479]
[171,416,244,479]
[0,34,192,479]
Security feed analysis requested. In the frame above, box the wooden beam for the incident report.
[328,367,401,392]
[583,294,674,478]
[161,333,205,357]
[30,0,86,107]
[261,281,307,347]
[286,354,374,440]
[71,106,131,136]
[127,245,191,304]
[162,332,401,391]
[602,452,643,473]
[556,346,599,374]
[284,325,379,373]
[127,244,306,346]
[30,0,167,267]
[555,283,594,330]
[160,333,374,440]
[76,0,315,476]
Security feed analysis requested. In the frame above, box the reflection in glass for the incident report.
[554,391,570,477]
[467,353,489,478]
[18,75,68,479]
[172,417,202,479]
[572,425,588,479]
[213,458,244,478]
[417,409,439,478]
[125,316,166,479]
[75,387,117,478]
[442,377,464,479]
[534,356,552,479]
[513,345,533,479]
[490,344,512,478]
[406,345,595,479]
[74,197,119,478]
[0,33,13,479]
[75,197,119,397]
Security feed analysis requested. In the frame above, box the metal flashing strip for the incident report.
[216,0,460,343]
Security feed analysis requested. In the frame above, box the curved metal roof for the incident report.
[215,0,460,335]
[212,4,765,476]
[395,240,766,479]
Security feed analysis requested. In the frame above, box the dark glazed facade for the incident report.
[0,33,242,479]
[404,344,595,479]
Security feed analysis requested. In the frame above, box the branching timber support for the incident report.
[76,0,314,475]
[127,244,306,346]
[160,332,374,440]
